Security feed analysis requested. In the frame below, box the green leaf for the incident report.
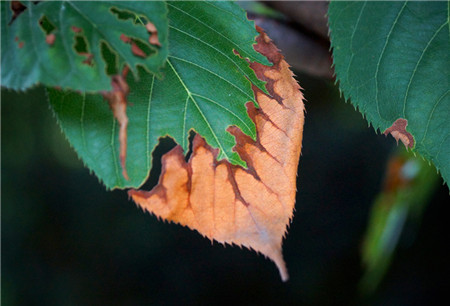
[1,1,168,92]
[329,1,450,185]
[49,1,269,189]
[360,149,440,294]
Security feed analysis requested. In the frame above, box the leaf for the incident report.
[129,27,305,281]
[48,1,270,189]
[328,1,450,185]
[360,150,439,294]
[1,1,168,92]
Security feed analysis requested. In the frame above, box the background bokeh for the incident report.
[2,70,449,305]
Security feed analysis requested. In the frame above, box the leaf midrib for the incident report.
[166,59,228,161]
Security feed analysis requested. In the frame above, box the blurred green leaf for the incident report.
[329,1,450,186]
[1,1,168,91]
[48,1,269,189]
[360,150,440,294]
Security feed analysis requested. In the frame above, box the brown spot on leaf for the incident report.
[18,41,24,49]
[102,66,131,180]
[129,26,305,281]
[146,21,161,47]
[145,22,157,33]
[120,33,131,43]
[71,26,82,33]
[383,118,414,149]
[9,1,27,25]
[45,33,55,46]
[121,34,149,58]
[131,42,146,58]
[79,52,93,66]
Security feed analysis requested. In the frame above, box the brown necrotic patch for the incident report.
[9,1,27,25]
[145,21,161,47]
[71,26,82,33]
[120,34,153,58]
[383,118,414,149]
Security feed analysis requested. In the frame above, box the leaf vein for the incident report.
[167,2,259,62]
[420,90,449,145]
[346,2,367,89]
[190,93,254,137]
[374,2,407,122]
[402,21,448,117]
[168,25,254,84]
[167,59,228,160]
[169,55,253,101]
[146,74,155,169]
[110,119,121,185]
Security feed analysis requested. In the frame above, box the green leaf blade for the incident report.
[329,1,450,185]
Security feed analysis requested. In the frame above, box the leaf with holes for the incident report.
[1,1,168,92]
[48,1,271,189]
[329,1,450,185]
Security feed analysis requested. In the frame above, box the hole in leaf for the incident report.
[101,42,118,75]
[120,34,155,59]
[110,7,138,23]
[110,7,158,55]
[38,16,57,46]
[184,130,196,162]
[72,33,94,66]
[73,35,87,53]
[38,15,55,34]
[131,38,154,58]
[139,137,177,191]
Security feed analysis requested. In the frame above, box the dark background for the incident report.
[2,69,449,305]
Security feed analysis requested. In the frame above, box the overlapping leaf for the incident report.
[329,1,450,185]
[49,1,270,189]
[1,1,168,91]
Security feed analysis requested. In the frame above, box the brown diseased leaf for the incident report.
[129,27,305,281]
[102,66,131,181]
